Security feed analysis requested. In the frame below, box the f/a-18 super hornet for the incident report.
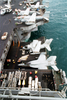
[28,54,59,71]
[18,53,59,71]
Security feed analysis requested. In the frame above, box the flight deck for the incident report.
[0,0,48,62]
[0,0,49,72]
[0,0,26,58]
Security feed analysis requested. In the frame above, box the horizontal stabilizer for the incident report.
[45,45,51,51]
[44,17,49,21]
[51,66,59,71]
[47,56,57,66]
[45,39,53,45]
[47,56,56,62]
[5,0,11,8]
[41,38,53,51]
[5,4,11,8]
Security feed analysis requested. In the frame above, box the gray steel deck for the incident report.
[0,0,47,60]
[0,0,29,59]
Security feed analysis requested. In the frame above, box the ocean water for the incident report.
[29,0,67,74]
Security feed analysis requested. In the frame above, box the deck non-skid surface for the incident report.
[0,0,28,59]
[0,0,47,59]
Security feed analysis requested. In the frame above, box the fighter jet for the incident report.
[25,12,36,25]
[15,13,36,25]
[23,38,53,53]
[13,8,30,16]
[30,2,49,9]
[13,8,40,16]
[28,54,59,71]
[14,11,50,25]
[0,0,12,15]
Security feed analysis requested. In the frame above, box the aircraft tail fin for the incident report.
[45,38,53,51]
[45,38,53,45]
[25,13,36,25]
[47,56,59,71]
[47,56,56,62]
[5,0,11,8]
[29,13,36,21]
[24,8,30,15]
[47,56,56,65]
[47,56,56,66]
[41,38,53,51]
[8,0,10,5]
[35,2,40,8]
[51,66,59,71]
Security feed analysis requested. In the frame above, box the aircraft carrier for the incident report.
[0,0,67,100]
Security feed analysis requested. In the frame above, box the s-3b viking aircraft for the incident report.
[14,11,50,25]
